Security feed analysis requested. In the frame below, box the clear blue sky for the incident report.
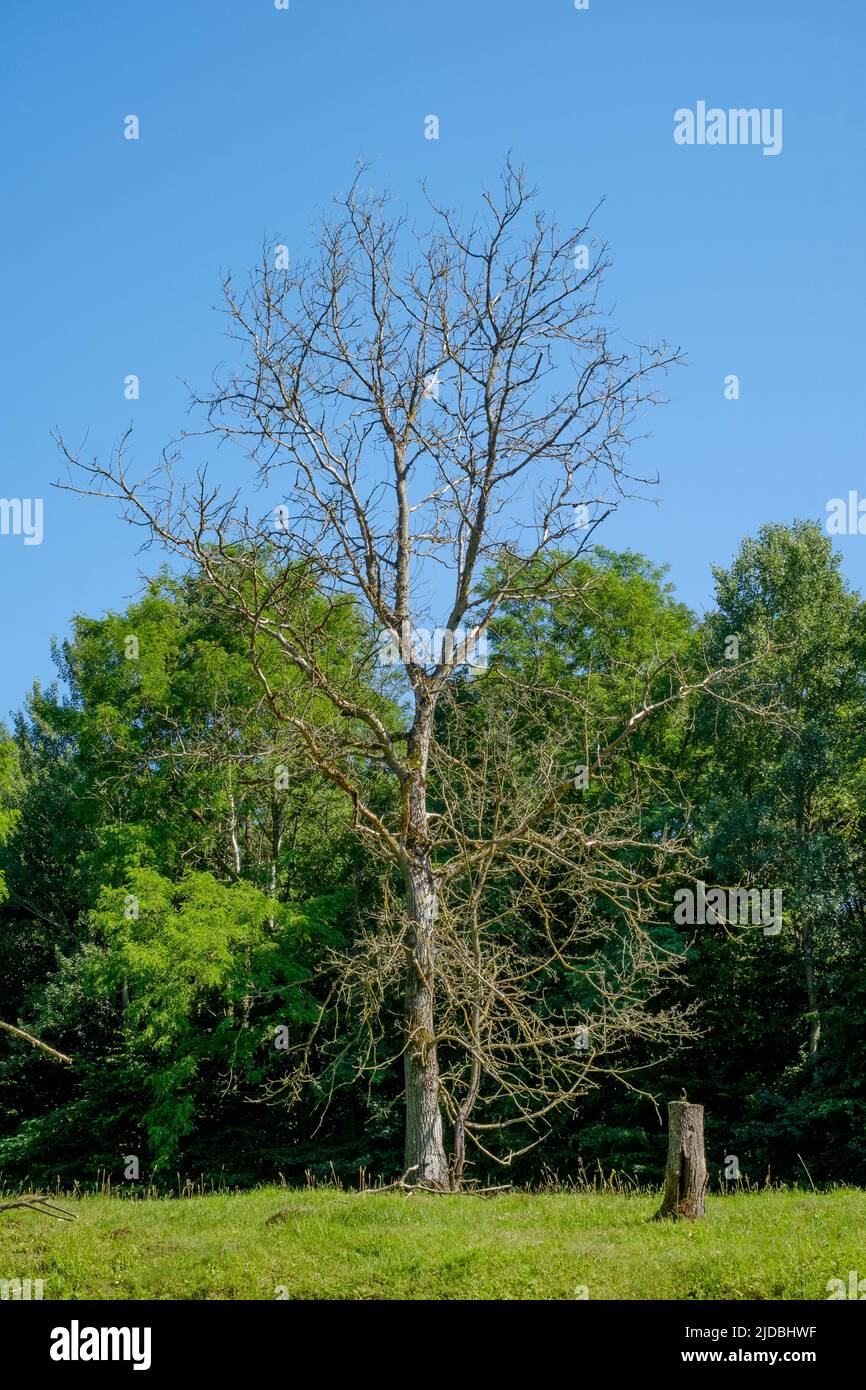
[1,0,863,722]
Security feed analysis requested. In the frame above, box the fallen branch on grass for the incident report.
[0,1196,78,1221]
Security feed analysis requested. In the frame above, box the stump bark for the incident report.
[655,1098,708,1220]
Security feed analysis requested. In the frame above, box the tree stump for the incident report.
[655,1096,708,1220]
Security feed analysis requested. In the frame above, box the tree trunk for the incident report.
[227,778,242,877]
[402,855,450,1189]
[802,920,821,1055]
[399,691,449,1190]
[797,807,821,1056]
[266,794,282,932]
[655,1097,707,1220]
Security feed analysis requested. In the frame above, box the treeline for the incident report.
[2,519,865,1188]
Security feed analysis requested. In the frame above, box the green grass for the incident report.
[0,1188,862,1300]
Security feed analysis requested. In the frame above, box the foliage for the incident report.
[3,525,866,1187]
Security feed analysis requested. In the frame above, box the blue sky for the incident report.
[1,0,863,721]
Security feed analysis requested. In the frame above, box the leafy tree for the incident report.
[699,521,866,1057]
[84,868,341,1166]
[0,569,381,1181]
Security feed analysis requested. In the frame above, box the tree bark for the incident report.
[400,693,450,1190]
[227,779,242,877]
[655,1098,707,1220]
[402,855,450,1189]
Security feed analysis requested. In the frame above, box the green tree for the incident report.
[0,568,385,1181]
[699,521,866,1057]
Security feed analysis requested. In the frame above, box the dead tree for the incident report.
[655,1091,708,1220]
[57,162,747,1188]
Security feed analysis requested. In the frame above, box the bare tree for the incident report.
[58,162,733,1188]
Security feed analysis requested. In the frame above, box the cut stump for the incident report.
[654,1097,708,1220]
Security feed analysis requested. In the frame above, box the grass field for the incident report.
[1,1187,862,1300]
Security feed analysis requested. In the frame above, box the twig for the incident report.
[796,1153,816,1192]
